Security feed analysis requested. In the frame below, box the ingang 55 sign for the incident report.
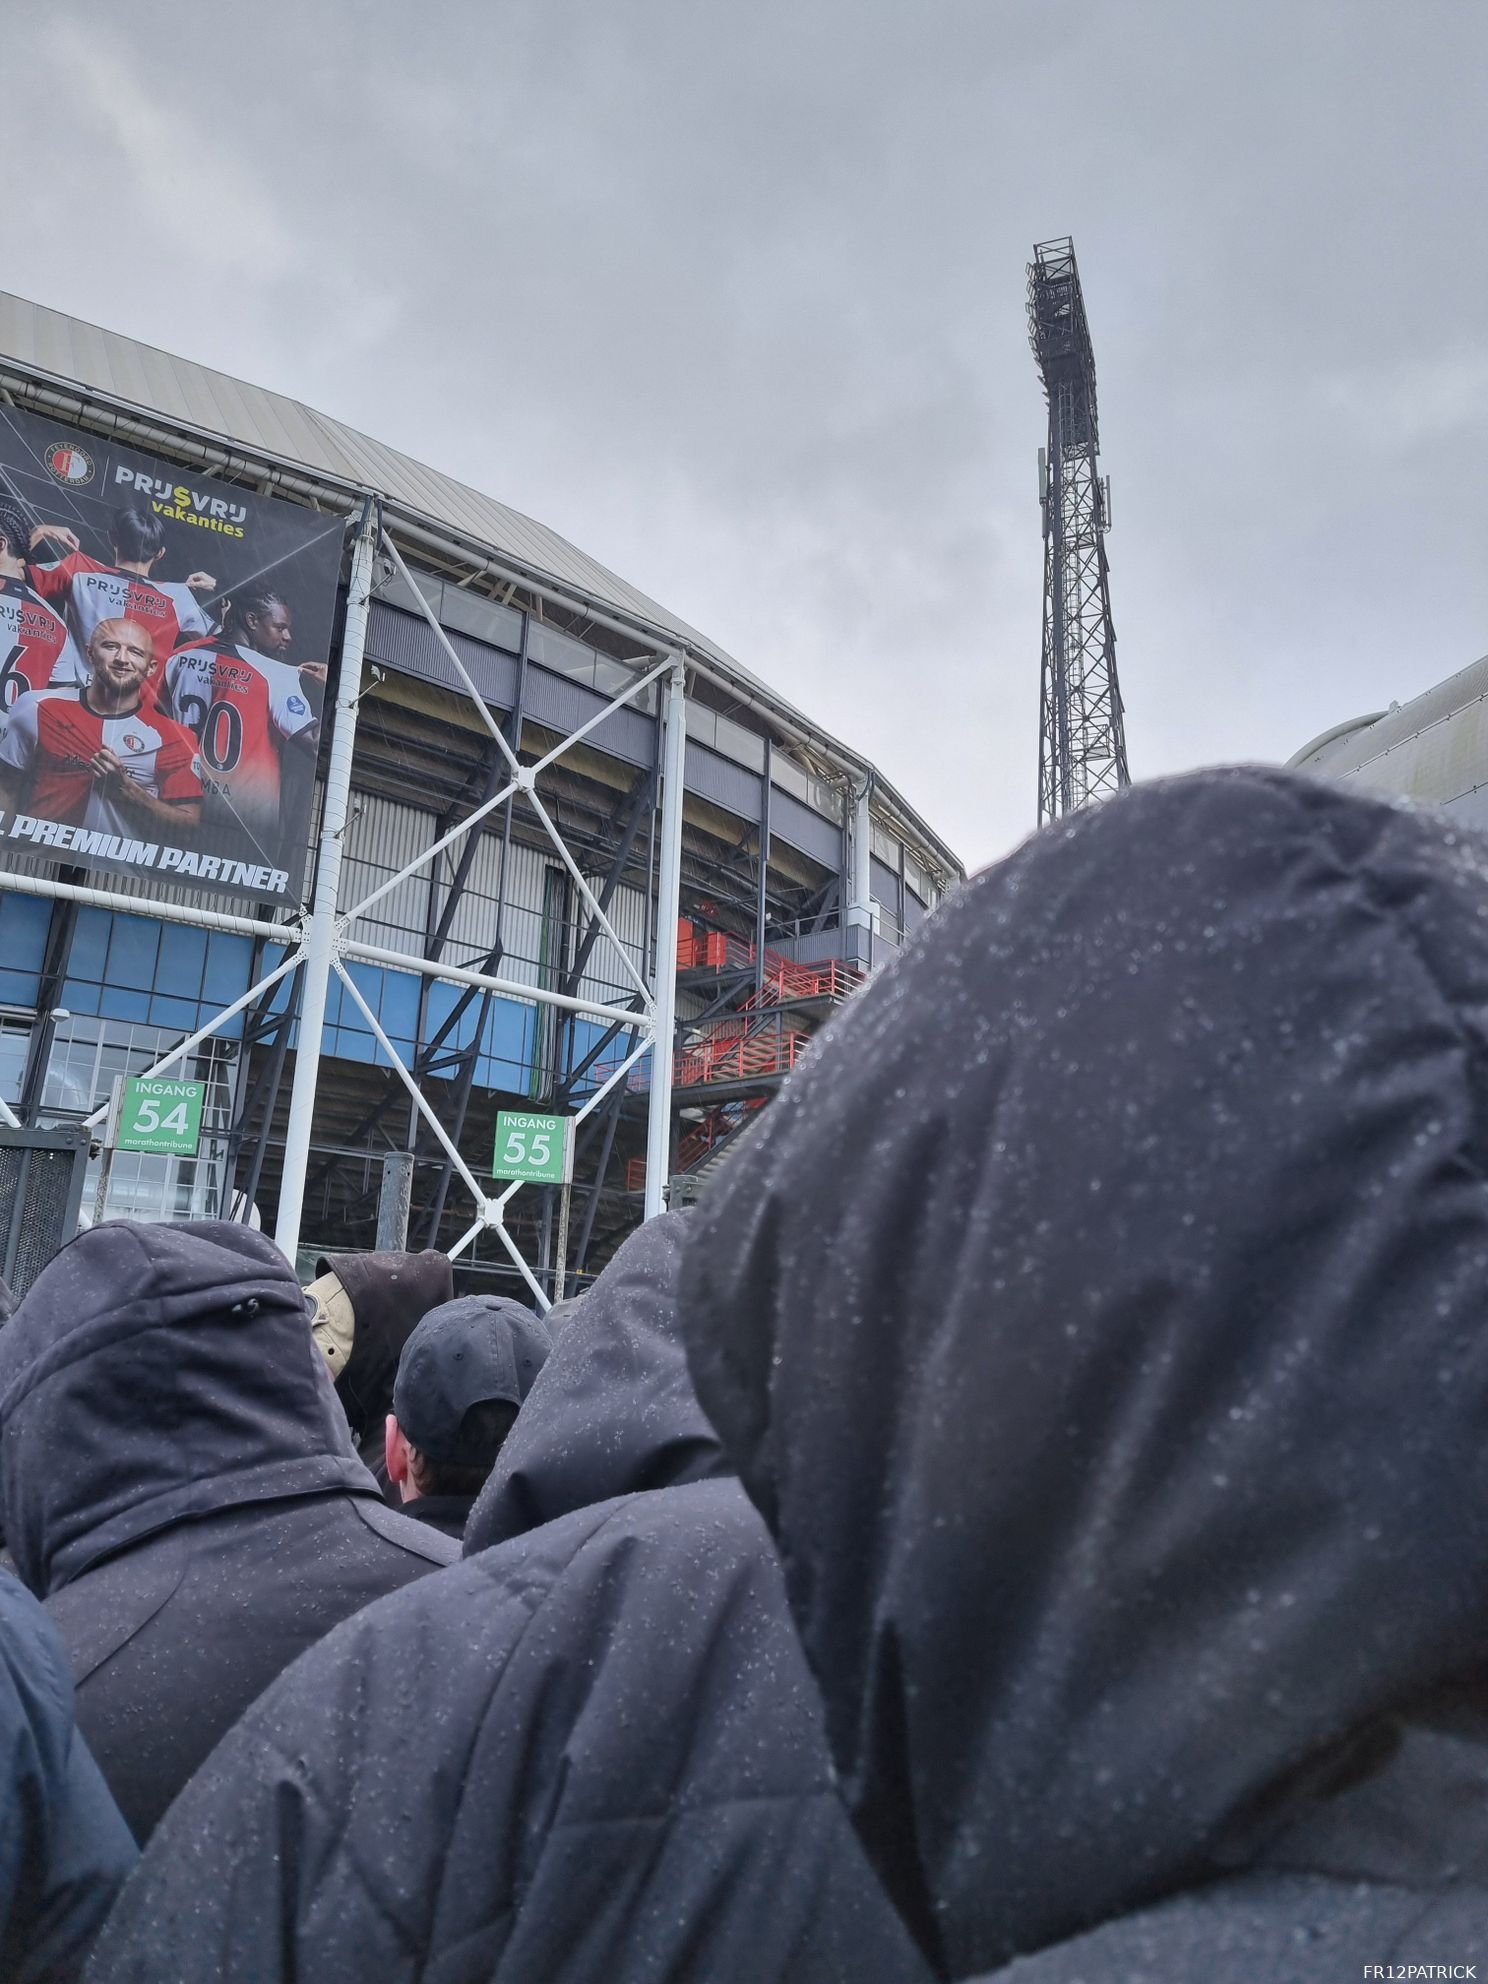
[492,1110,573,1186]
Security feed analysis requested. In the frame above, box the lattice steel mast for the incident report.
[1028,237,1129,823]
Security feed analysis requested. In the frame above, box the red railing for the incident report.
[599,1019,808,1101]
[626,1098,766,1191]
[677,920,864,1005]
[742,955,863,1007]
[678,1099,764,1169]
[603,927,862,1189]
[675,1024,808,1090]
[676,924,753,972]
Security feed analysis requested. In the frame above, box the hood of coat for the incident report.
[319,1249,455,1444]
[0,1220,375,1597]
[680,768,1488,1976]
[465,1209,728,1554]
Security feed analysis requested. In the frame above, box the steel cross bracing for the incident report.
[0,498,689,1306]
[269,521,685,1303]
[1028,237,1130,825]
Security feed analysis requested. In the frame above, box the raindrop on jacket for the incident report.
[0,1220,455,1841]
[682,767,1488,1979]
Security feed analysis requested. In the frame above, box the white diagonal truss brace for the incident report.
[0,497,689,1300]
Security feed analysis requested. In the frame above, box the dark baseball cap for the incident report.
[392,1296,524,1465]
[480,1296,553,1399]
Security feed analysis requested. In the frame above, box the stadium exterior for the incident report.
[1289,652,1488,831]
[0,294,963,1296]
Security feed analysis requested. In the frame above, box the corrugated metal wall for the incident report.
[337,791,437,948]
[335,807,648,1012]
[435,837,551,991]
[574,883,648,1009]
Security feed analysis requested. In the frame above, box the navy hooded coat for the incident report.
[0,1221,455,1842]
[0,1571,134,1983]
[84,1211,929,1982]
[681,768,1488,1979]
[463,1208,726,1549]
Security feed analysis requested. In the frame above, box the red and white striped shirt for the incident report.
[30,551,213,679]
[162,642,315,844]
[0,580,80,741]
[0,688,202,836]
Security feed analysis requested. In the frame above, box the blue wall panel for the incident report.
[42,906,543,1096]
[62,910,255,1036]
[0,896,51,1008]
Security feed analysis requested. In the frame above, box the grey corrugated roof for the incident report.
[0,291,963,878]
[0,291,732,663]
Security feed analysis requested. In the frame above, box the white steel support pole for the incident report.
[850,783,873,923]
[274,497,379,1260]
[846,780,876,968]
[643,663,687,1219]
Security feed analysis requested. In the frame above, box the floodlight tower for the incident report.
[1028,237,1129,823]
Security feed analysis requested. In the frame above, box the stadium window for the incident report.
[685,703,719,752]
[770,756,846,825]
[438,586,524,654]
[0,1017,31,1105]
[529,624,600,685]
[713,715,767,774]
[870,820,900,868]
[37,1017,240,1226]
[905,852,935,907]
[593,655,642,702]
[770,756,811,804]
[378,565,526,658]
[805,775,845,823]
[376,568,444,619]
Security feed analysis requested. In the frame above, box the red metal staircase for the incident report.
[609,921,867,1194]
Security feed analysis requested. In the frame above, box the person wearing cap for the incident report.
[87,1219,925,1984]
[386,1297,551,1538]
[306,1247,454,1483]
[478,1293,554,1400]
[0,1222,457,1843]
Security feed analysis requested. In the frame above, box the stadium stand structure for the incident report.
[0,295,963,1292]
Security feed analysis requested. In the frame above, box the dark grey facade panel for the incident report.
[365,602,517,709]
[779,928,849,967]
[365,603,653,768]
[367,600,847,838]
[683,741,763,823]
[524,671,654,769]
[869,854,901,907]
[769,788,843,867]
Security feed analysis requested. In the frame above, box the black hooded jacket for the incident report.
[320,1247,454,1485]
[681,769,1488,1979]
[86,1214,929,1982]
[0,1221,456,1842]
[0,1571,135,1983]
[463,1208,727,1550]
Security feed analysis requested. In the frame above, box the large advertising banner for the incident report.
[0,403,345,906]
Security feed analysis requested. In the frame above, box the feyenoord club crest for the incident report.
[123,735,146,754]
[43,441,95,486]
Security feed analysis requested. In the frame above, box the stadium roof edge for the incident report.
[0,292,965,884]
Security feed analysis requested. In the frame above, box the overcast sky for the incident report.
[7,1,1487,872]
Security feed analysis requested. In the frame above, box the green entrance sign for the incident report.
[114,1076,206,1157]
[492,1110,572,1185]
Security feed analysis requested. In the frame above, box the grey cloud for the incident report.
[5,0,1487,867]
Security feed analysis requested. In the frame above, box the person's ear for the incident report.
[385,1413,412,1492]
